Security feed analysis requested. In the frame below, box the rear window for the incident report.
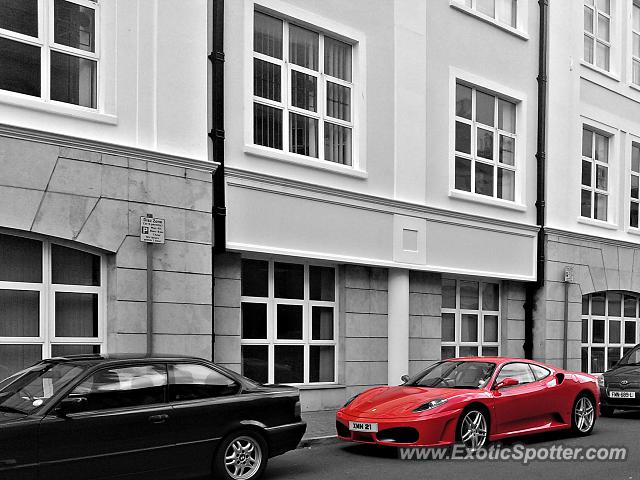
[529,364,551,381]
[168,364,240,401]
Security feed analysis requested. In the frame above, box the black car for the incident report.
[599,344,640,416]
[0,354,306,480]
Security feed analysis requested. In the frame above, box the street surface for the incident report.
[266,413,640,480]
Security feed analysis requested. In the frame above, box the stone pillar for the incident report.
[388,268,409,385]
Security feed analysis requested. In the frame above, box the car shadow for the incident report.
[603,410,640,420]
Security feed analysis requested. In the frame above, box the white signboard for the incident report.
[140,216,165,244]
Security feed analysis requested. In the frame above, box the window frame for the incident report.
[580,125,611,222]
[449,0,528,39]
[440,277,501,359]
[631,0,640,86]
[0,0,101,110]
[629,140,640,229]
[0,233,107,365]
[239,258,338,386]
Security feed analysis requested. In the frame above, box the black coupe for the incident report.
[0,354,306,480]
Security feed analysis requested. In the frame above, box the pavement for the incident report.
[300,409,338,447]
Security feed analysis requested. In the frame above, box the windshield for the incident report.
[618,345,640,366]
[407,361,496,389]
[0,362,84,414]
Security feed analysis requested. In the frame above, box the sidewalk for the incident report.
[299,409,338,447]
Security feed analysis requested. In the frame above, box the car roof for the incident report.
[43,353,211,367]
[444,356,547,365]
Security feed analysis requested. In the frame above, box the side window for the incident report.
[69,364,166,411]
[495,362,535,385]
[168,364,240,402]
[529,364,551,381]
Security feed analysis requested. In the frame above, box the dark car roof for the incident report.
[44,353,213,367]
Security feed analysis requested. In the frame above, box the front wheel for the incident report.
[457,408,489,452]
[213,430,268,480]
[571,394,596,436]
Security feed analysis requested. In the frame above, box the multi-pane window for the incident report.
[454,82,517,201]
[581,127,609,221]
[633,2,640,85]
[0,233,105,380]
[253,11,354,166]
[583,0,611,71]
[460,0,517,28]
[441,278,500,359]
[0,0,98,108]
[631,143,640,228]
[582,292,639,374]
[240,259,337,384]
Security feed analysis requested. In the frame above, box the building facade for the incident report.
[0,0,215,379]
[216,0,542,411]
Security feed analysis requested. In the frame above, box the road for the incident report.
[265,413,640,480]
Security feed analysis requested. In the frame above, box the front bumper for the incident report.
[600,387,640,410]
[336,408,461,447]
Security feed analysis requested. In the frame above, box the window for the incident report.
[529,363,551,380]
[633,2,640,84]
[581,127,609,221]
[454,82,517,201]
[631,142,640,228]
[168,364,239,401]
[253,11,354,166]
[0,0,98,108]
[441,278,500,359]
[0,233,105,379]
[69,364,166,411]
[240,259,337,384]
[495,362,535,385]
[583,0,611,71]
[581,292,639,373]
[458,0,517,28]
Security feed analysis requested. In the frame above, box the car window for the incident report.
[408,361,496,389]
[495,362,535,386]
[529,364,551,381]
[168,364,240,401]
[68,364,167,412]
[619,345,640,365]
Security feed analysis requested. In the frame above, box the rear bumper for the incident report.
[265,421,307,457]
[336,408,460,447]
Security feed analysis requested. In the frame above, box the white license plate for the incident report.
[609,390,636,399]
[349,421,378,432]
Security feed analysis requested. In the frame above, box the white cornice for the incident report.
[225,166,540,234]
[0,123,218,173]
[546,227,640,249]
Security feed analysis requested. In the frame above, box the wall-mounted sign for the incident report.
[564,266,574,283]
[140,215,165,244]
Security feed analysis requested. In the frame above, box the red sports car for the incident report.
[336,357,599,451]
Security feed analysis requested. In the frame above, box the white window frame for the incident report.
[449,0,528,39]
[581,292,638,374]
[630,140,640,229]
[240,258,338,385]
[0,234,107,365]
[448,68,527,210]
[631,0,640,86]
[580,125,610,222]
[441,278,501,359]
[583,0,612,71]
[244,0,367,177]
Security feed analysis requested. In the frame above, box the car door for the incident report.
[166,362,243,478]
[491,362,550,435]
[37,363,176,480]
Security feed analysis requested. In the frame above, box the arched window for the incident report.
[581,291,639,374]
[0,233,105,379]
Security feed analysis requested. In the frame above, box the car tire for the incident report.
[213,430,269,480]
[600,405,615,417]
[571,394,596,436]
[456,407,489,452]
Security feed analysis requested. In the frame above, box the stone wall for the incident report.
[502,281,526,358]
[408,271,441,375]
[0,135,214,357]
[212,252,242,372]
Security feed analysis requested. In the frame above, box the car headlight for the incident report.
[413,398,448,413]
[343,394,360,408]
[598,375,605,387]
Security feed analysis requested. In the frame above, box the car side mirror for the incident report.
[495,377,519,390]
[401,375,409,383]
[56,396,87,416]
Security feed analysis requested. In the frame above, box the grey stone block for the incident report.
[186,168,213,182]
[48,158,102,197]
[116,235,147,269]
[0,186,43,231]
[0,137,58,189]
[580,245,604,270]
[214,306,240,336]
[344,337,387,362]
[59,146,101,163]
[344,265,370,289]
[213,277,240,308]
[409,271,440,294]
[409,292,440,316]
[32,192,98,240]
[214,253,241,280]
[346,313,387,338]
[116,268,147,302]
[507,299,525,321]
[112,301,147,334]
[152,240,212,275]
[590,267,607,292]
[213,335,241,363]
[154,303,213,334]
[154,334,212,359]
[409,337,440,361]
[154,271,212,304]
[128,158,147,170]
[102,154,128,167]
[507,319,525,340]
[605,268,620,291]
[76,198,129,252]
[619,247,634,272]
[345,288,370,314]
[147,161,186,178]
[101,165,129,200]
[370,268,388,291]
[108,333,147,353]
[371,290,388,314]
[185,210,213,243]
[345,361,387,386]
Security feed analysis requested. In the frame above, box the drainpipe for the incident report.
[524,0,548,360]
[210,0,225,359]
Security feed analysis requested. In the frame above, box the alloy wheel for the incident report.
[574,396,595,433]
[224,435,263,480]
[460,410,488,451]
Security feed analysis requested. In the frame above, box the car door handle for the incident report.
[148,414,169,424]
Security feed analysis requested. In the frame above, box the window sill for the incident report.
[296,383,345,390]
[449,2,529,40]
[0,91,118,125]
[628,82,640,94]
[577,216,619,230]
[580,61,620,83]
[448,189,527,211]
[626,227,640,237]
[245,145,368,179]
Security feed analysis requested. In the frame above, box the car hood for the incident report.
[604,365,640,382]
[345,386,476,418]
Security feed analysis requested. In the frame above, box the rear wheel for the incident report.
[571,394,595,436]
[457,408,488,452]
[213,430,268,480]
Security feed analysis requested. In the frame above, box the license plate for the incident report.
[349,421,378,432]
[609,390,636,399]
